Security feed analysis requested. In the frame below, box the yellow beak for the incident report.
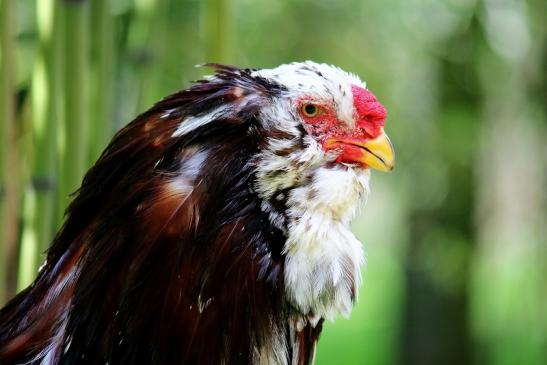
[325,129,395,172]
[357,131,395,172]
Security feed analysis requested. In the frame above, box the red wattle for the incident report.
[335,144,365,165]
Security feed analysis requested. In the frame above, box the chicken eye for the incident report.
[302,103,319,117]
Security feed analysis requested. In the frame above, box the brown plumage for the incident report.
[0,62,394,364]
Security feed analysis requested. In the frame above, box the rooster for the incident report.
[0,62,394,365]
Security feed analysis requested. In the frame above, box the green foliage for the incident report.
[1,0,19,303]
[1,1,546,364]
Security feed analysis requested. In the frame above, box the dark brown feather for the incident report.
[0,66,321,365]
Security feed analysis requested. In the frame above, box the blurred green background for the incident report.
[1,0,546,364]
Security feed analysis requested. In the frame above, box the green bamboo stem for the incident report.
[125,0,159,114]
[57,0,89,225]
[0,0,18,303]
[201,0,233,63]
[89,0,114,163]
[18,0,64,290]
[136,0,171,112]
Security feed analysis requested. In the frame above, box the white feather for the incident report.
[252,62,373,323]
[172,105,232,137]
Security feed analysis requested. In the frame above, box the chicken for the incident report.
[0,61,394,365]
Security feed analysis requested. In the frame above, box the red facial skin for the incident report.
[298,100,341,137]
[298,85,387,164]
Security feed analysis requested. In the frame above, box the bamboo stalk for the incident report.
[0,0,19,303]
[137,0,170,112]
[18,0,64,290]
[57,0,89,225]
[89,0,114,163]
[201,0,233,63]
[124,0,160,114]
